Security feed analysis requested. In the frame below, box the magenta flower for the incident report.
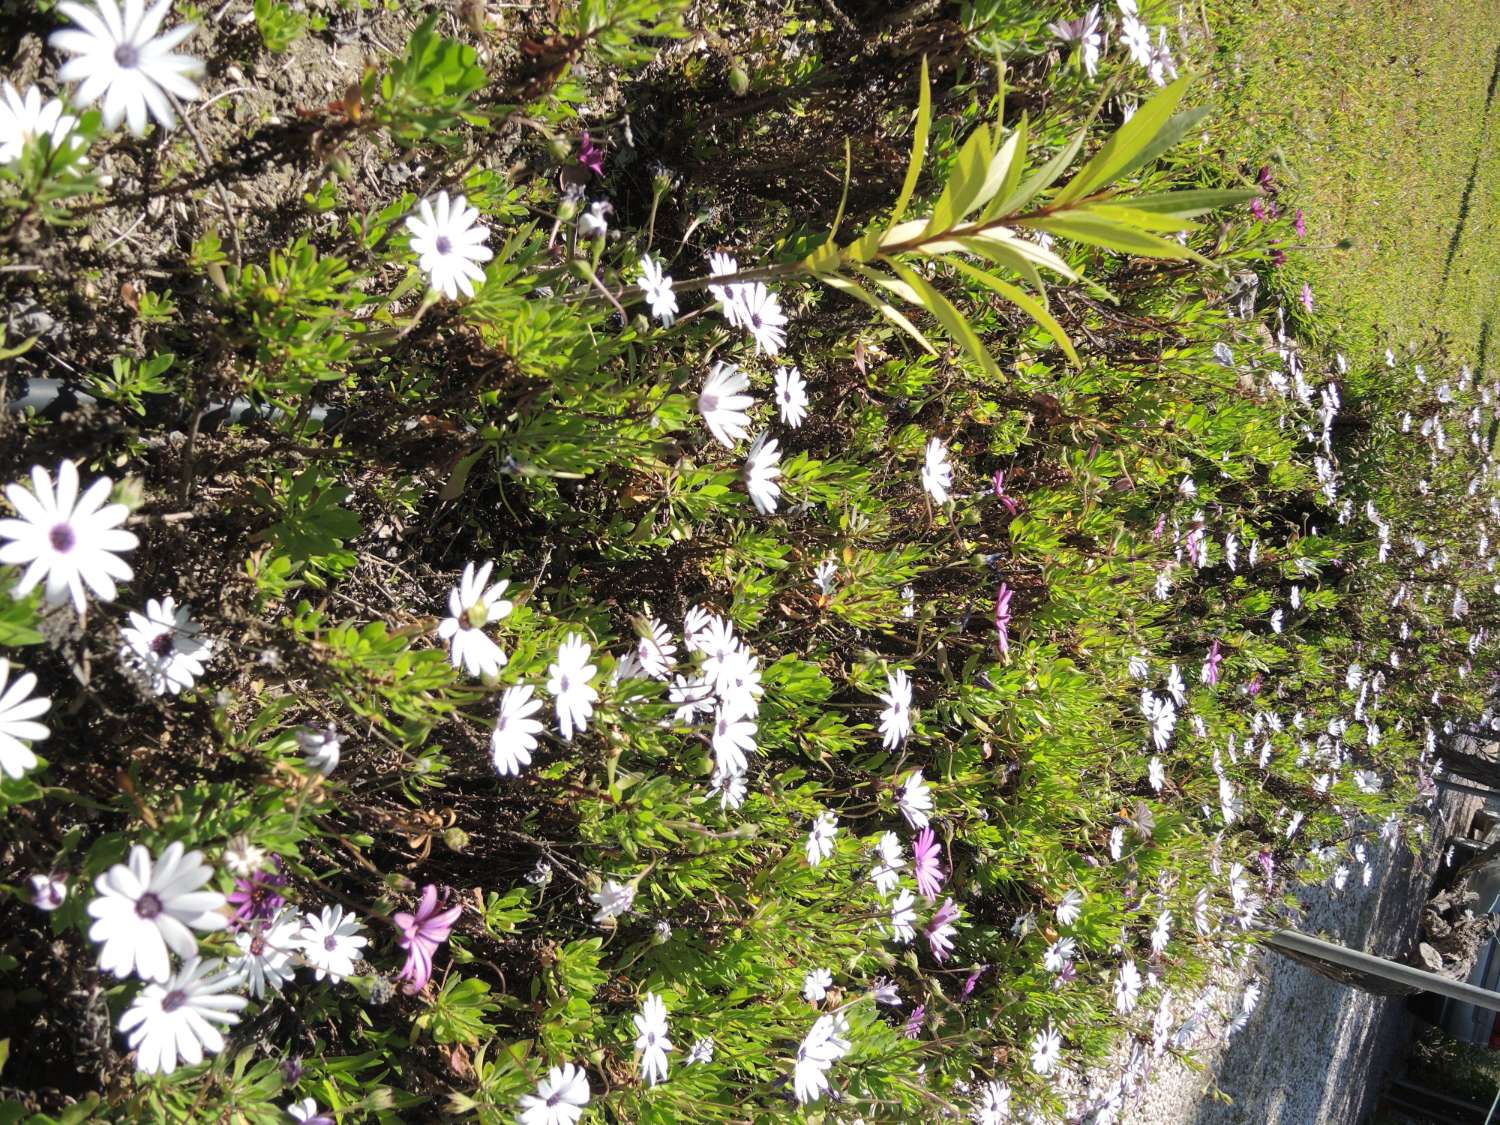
[1300,282,1314,312]
[227,859,286,927]
[913,827,945,902]
[578,130,604,177]
[1249,197,1267,221]
[1294,208,1306,238]
[961,964,988,998]
[1200,639,1223,686]
[991,470,1019,516]
[1185,525,1205,568]
[1257,165,1276,192]
[1245,671,1263,697]
[903,1004,925,1039]
[394,884,463,994]
[1152,513,1166,541]
[994,583,1013,660]
[926,897,960,962]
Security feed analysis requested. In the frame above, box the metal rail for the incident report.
[1269,928,1500,1013]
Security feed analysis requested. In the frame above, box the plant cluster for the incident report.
[0,1,1495,1123]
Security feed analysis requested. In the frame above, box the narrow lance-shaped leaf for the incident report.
[815,272,938,356]
[941,255,1080,368]
[884,257,1002,380]
[1051,75,1193,205]
[888,55,931,228]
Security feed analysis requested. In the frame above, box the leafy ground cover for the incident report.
[1210,0,1500,366]
[0,2,1496,1123]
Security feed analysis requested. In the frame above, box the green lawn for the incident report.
[1210,0,1500,366]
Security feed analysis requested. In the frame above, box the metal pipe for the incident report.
[1269,928,1500,1013]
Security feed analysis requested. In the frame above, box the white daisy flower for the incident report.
[806,810,838,866]
[707,251,747,327]
[744,433,782,514]
[492,684,545,776]
[438,562,512,679]
[870,831,905,895]
[220,838,267,878]
[50,0,204,137]
[974,1080,1011,1125]
[1114,960,1142,1013]
[297,724,340,776]
[793,1012,850,1105]
[546,633,598,742]
[518,1062,591,1125]
[669,674,714,723]
[634,618,676,680]
[1055,888,1084,927]
[633,992,673,1087]
[286,1100,332,1124]
[590,878,635,924]
[888,889,917,943]
[119,596,212,695]
[877,669,914,750]
[27,872,67,911]
[897,768,932,828]
[921,438,953,503]
[0,460,137,612]
[637,255,677,326]
[117,957,246,1074]
[698,362,754,448]
[813,558,837,596]
[735,282,787,356]
[576,200,610,239]
[1030,1024,1063,1075]
[232,908,300,998]
[405,191,492,300]
[0,659,49,780]
[803,967,833,1002]
[1043,936,1076,973]
[87,841,227,982]
[1150,910,1172,955]
[0,83,81,163]
[297,905,367,983]
[711,706,756,776]
[710,767,747,810]
[774,365,808,427]
[687,1037,714,1064]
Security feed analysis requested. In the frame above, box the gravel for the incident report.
[1123,789,1475,1125]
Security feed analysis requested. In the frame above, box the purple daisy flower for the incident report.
[913,827,945,902]
[227,857,287,926]
[394,884,463,994]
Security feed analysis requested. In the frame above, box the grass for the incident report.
[1209,0,1500,367]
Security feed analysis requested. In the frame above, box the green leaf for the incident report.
[0,593,41,646]
[1053,76,1193,205]
[1024,214,1207,263]
[887,56,931,228]
[942,255,1079,367]
[997,127,1087,215]
[885,258,1002,379]
[951,228,1079,282]
[1077,202,1201,233]
[924,123,993,235]
[816,273,937,356]
[974,117,1027,223]
[1121,188,1260,217]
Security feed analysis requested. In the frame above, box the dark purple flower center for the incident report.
[160,988,186,1012]
[558,674,571,693]
[136,892,163,919]
[750,312,763,329]
[323,935,338,951]
[547,1091,564,1107]
[434,235,452,256]
[49,523,75,553]
[150,631,175,657]
[113,43,140,69]
[249,934,267,956]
